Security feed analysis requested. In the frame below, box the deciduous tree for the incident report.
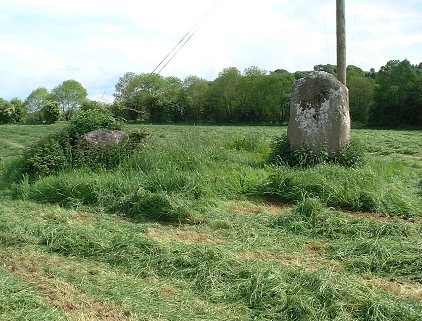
[371,60,419,126]
[25,87,49,112]
[183,76,209,122]
[51,80,87,119]
[347,65,375,124]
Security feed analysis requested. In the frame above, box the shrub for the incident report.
[40,100,61,124]
[25,111,43,124]
[74,130,149,170]
[268,134,364,167]
[80,99,108,111]
[0,99,15,124]
[10,98,27,123]
[68,108,121,139]
[0,98,28,124]
[16,109,147,179]
[21,131,72,178]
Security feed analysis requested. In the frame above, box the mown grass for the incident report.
[1,199,421,320]
[273,198,422,282]
[0,123,64,162]
[0,124,421,320]
[0,268,67,321]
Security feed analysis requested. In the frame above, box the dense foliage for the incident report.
[112,60,421,127]
[0,98,26,124]
[51,79,88,120]
[371,60,422,126]
[40,100,61,124]
[1,59,421,127]
[19,109,146,179]
[113,67,294,124]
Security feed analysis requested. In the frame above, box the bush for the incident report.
[25,111,43,124]
[10,98,27,123]
[0,98,28,124]
[17,109,147,179]
[68,109,121,139]
[268,134,365,167]
[74,130,149,170]
[21,131,72,178]
[0,99,15,124]
[80,99,109,111]
[40,100,61,124]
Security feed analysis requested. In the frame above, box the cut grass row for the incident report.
[1,199,421,320]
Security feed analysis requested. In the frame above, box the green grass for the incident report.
[262,158,421,216]
[0,123,64,162]
[0,124,421,320]
[0,267,66,321]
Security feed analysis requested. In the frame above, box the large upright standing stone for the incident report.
[287,71,350,152]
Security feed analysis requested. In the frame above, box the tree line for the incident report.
[1,59,421,127]
[0,80,87,124]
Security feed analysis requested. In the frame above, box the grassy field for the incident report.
[0,124,421,321]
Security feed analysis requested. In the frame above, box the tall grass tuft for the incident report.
[261,159,422,216]
[268,134,365,168]
[327,239,422,282]
[273,198,420,239]
[22,171,194,223]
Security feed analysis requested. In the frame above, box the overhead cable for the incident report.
[150,3,217,76]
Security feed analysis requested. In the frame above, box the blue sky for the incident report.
[1,0,421,101]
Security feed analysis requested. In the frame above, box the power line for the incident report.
[156,21,202,75]
[150,31,192,75]
[150,3,217,76]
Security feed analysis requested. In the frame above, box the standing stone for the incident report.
[287,71,350,152]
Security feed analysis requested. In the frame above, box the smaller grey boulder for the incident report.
[81,129,128,147]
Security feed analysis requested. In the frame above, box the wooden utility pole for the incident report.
[336,0,346,86]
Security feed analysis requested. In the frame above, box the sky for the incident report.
[0,0,421,101]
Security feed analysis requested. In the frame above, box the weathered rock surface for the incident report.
[81,129,128,146]
[287,71,350,152]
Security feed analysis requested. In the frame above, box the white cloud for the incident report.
[0,0,421,99]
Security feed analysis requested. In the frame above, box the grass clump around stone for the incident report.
[268,133,365,168]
